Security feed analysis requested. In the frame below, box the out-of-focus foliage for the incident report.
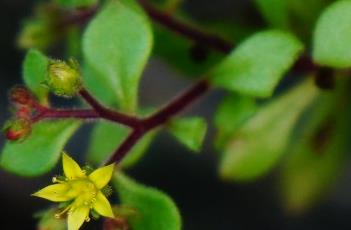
[113,173,182,230]
[214,94,257,149]
[55,0,98,8]
[219,80,318,181]
[254,0,331,40]
[36,208,66,230]
[153,25,223,77]
[255,0,289,29]
[281,78,351,213]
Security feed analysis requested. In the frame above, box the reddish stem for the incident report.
[30,1,320,165]
[105,79,209,165]
[137,0,233,53]
[32,108,99,123]
[79,89,140,128]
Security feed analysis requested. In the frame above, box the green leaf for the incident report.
[287,0,329,40]
[210,30,304,98]
[219,80,318,181]
[36,208,66,230]
[113,173,182,230]
[0,120,80,177]
[254,0,289,29]
[214,94,257,149]
[281,80,351,213]
[149,0,183,11]
[87,121,155,168]
[313,1,351,68]
[55,0,97,8]
[153,25,222,77]
[23,49,49,102]
[167,117,207,152]
[83,0,153,112]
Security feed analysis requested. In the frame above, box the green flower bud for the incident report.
[46,59,83,98]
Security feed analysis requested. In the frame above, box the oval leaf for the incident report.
[210,30,303,97]
[113,173,182,230]
[167,117,207,152]
[0,120,80,177]
[214,94,257,149]
[254,0,289,29]
[219,80,318,181]
[83,0,153,112]
[313,1,351,68]
[153,25,222,77]
[281,80,351,213]
[23,49,49,102]
[87,121,155,168]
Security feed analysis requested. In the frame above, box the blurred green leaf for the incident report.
[254,0,289,29]
[66,26,81,58]
[113,172,182,230]
[219,80,318,181]
[313,1,351,68]
[281,80,351,213]
[0,120,80,177]
[55,0,97,8]
[214,94,257,149]
[17,20,54,51]
[287,0,329,40]
[23,49,49,103]
[87,121,155,168]
[153,25,222,77]
[83,0,153,112]
[36,208,66,230]
[167,117,207,152]
[149,0,183,11]
[210,30,303,98]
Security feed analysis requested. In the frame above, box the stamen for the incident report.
[52,176,67,184]
[55,205,71,218]
[85,216,91,222]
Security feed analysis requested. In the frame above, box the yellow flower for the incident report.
[33,153,115,230]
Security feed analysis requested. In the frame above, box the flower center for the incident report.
[69,179,98,208]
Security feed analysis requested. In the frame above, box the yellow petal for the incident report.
[32,184,73,202]
[63,152,85,180]
[88,164,114,189]
[67,206,90,230]
[93,191,114,218]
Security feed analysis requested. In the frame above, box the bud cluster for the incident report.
[3,86,36,141]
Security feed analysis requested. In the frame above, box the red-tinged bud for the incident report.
[16,106,33,120]
[3,119,31,141]
[10,86,34,106]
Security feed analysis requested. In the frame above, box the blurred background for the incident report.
[1,0,351,229]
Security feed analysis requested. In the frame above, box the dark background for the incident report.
[1,0,351,229]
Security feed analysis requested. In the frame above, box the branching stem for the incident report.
[33,0,319,165]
